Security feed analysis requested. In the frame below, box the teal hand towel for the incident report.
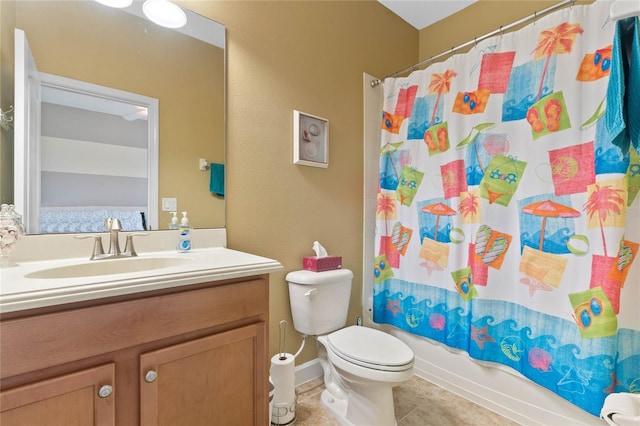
[606,17,640,154]
[628,18,640,151]
[209,163,225,197]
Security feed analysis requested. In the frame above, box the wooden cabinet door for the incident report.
[140,323,265,426]
[0,363,115,426]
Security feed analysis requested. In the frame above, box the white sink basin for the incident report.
[25,257,192,279]
[2,244,283,314]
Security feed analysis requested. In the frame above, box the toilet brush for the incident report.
[270,320,297,425]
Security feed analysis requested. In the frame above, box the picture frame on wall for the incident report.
[293,110,329,168]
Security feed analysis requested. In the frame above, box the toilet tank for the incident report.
[286,269,353,336]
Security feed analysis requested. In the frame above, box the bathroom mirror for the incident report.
[0,0,225,234]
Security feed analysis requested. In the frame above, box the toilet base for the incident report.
[320,385,398,426]
[321,389,354,426]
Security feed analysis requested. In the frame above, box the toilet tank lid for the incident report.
[286,269,353,285]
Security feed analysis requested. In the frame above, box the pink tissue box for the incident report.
[303,256,342,272]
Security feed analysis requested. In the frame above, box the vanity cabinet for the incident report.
[140,324,260,425]
[0,275,270,426]
[0,363,116,425]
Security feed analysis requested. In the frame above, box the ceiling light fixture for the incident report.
[142,0,187,29]
[94,0,133,8]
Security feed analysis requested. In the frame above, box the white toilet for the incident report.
[286,269,414,426]
[601,393,640,426]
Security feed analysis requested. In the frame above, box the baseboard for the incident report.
[294,358,323,387]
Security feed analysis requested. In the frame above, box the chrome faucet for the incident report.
[75,218,148,260]
[105,217,123,257]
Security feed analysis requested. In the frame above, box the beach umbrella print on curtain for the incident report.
[381,142,404,177]
[523,200,580,251]
[421,202,457,242]
[456,122,496,173]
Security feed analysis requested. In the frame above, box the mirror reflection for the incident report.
[0,0,225,234]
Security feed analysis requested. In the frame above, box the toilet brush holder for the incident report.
[270,353,296,425]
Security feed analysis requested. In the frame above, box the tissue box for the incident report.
[303,256,342,272]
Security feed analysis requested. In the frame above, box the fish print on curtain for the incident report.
[374,1,639,417]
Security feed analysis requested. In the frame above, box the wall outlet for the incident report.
[162,197,177,212]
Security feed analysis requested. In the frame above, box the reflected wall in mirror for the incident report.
[0,0,225,234]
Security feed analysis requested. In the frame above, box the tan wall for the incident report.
[188,0,418,363]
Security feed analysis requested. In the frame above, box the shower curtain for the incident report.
[373,0,639,417]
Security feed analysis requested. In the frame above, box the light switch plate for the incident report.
[162,197,177,212]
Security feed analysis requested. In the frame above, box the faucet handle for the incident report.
[74,234,105,260]
[123,232,149,257]
[104,217,122,231]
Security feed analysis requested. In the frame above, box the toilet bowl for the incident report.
[318,326,414,426]
[286,269,415,426]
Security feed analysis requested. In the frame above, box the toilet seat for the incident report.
[326,326,414,371]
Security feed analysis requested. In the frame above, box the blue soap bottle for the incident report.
[177,211,193,252]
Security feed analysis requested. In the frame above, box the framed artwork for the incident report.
[293,110,329,168]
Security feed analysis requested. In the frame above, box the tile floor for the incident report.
[292,375,520,426]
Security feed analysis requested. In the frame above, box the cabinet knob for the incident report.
[98,385,113,398]
[145,370,158,383]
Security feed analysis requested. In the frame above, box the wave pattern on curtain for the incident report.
[373,1,639,416]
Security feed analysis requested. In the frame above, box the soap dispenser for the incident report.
[177,211,192,252]
[168,212,179,230]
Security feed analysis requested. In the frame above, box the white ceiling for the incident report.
[378,0,478,30]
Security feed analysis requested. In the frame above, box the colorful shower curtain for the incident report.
[373,0,639,417]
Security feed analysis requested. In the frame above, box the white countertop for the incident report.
[0,245,282,314]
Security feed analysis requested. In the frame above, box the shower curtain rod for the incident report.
[370,0,575,87]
